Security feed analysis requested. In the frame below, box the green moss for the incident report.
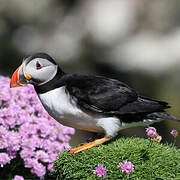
[54,137,180,179]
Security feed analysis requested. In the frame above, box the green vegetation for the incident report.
[54,137,180,179]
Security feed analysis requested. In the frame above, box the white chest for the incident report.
[38,87,101,132]
[38,87,82,119]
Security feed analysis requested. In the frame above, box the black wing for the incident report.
[62,74,169,116]
[63,74,138,112]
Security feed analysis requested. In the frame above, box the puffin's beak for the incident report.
[10,63,32,88]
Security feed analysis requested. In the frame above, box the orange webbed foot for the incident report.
[69,137,111,154]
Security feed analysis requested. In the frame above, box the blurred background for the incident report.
[0,0,180,147]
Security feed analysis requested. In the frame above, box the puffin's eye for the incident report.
[36,61,42,70]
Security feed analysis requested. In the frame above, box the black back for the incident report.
[62,74,169,121]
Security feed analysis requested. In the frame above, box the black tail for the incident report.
[147,112,180,122]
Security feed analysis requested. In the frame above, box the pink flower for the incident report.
[35,150,49,163]
[0,153,11,167]
[170,129,178,138]
[118,160,134,175]
[12,175,24,180]
[93,164,107,177]
[30,160,46,178]
[24,158,37,169]
[5,131,21,151]
[146,127,158,138]
[20,148,35,159]
[145,126,162,142]
[47,163,54,172]
[7,149,17,159]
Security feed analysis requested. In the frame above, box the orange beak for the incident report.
[10,63,32,88]
[10,65,23,88]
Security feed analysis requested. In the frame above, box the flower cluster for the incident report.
[93,164,107,177]
[118,160,134,175]
[146,126,162,142]
[170,129,178,138]
[0,76,75,178]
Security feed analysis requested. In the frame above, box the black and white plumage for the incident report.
[10,53,179,153]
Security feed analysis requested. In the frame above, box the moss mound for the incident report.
[54,137,180,179]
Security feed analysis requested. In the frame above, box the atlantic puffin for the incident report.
[10,53,179,154]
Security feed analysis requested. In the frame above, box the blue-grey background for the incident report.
[0,0,180,147]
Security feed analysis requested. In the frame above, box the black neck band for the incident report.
[34,67,65,94]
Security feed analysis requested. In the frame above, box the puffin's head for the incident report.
[10,53,60,88]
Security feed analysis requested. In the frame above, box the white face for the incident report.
[25,58,58,85]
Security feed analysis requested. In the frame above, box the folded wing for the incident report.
[63,74,169,117]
